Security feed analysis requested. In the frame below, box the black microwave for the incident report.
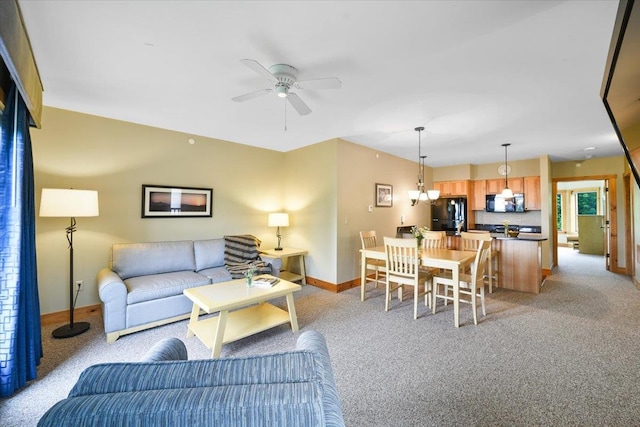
[486,194,525,212]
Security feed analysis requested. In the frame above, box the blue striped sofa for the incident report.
[38,331,345,427]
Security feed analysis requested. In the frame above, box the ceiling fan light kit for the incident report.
[232,59,341,117]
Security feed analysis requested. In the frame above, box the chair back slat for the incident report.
[470,240,492,283]
[360,230,378,249]
[461,231,491,251]
[421,231,446,249]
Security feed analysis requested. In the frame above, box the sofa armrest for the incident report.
[97,268,128,335]
[259,254,282,277]
[140,338,188,362]
[296,331,345,427]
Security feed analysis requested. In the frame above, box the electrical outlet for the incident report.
[76,280,84,291]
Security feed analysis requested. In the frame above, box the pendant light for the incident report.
[409,126,439,206]
[501,143,514,199]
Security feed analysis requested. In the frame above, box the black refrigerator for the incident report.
[431,197,467,233]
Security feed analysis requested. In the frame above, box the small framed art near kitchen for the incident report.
[375,183,393,207]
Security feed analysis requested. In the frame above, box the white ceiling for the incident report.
[18,0,623,167]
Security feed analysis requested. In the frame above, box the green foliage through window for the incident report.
[577,192,597,215]
[556,193,562,230]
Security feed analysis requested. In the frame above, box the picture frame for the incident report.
[375,183,393,207]
[142,185,213,218]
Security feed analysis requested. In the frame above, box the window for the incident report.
[556,193,562,230]
[576,191,597,215]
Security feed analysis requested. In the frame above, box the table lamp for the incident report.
[268,213,289,251]
[40,188,99,338]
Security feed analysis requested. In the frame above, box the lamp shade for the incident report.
[39,189,99,217]
[501,187,514,199]
[268,213,289,227]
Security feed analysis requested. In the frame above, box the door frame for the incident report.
[552,174,620,273]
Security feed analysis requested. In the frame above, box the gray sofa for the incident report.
[97,238,282,343]
[38,330,345,426]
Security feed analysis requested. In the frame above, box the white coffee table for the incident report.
[183,276,301,358]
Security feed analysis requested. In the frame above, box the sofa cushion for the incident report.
[194,238,226,271]
[196,266,232,284]
[125,271,209,304]
[112,241,196,280]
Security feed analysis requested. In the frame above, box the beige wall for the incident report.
[34,107,285,314]
[282,139,339,284]
[336,140,427,284]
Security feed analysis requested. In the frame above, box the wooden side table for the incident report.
[261,247,308,285]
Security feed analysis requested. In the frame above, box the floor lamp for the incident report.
[40,188,99,338]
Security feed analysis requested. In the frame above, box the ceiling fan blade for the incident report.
[287,92,312,116]
[295,77,342,90]
[240,59,279,85]
[231,88,272,102]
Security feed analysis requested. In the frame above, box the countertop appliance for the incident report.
[485,193,525,213]
[431,197,467,233]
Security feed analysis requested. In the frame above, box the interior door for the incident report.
[604,180,611,271]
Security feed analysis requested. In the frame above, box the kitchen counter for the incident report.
[491,233,547,242]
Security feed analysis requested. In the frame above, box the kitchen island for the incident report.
[445,232,547,294]
[493,234,547,294]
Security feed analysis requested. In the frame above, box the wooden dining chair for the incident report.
[460,231,498,293]
[432,239,491,326]
[421,231,446,249]
[383,237,432,319]
[360,230,386,301]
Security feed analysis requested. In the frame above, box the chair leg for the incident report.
[471,288,478,325]
[486,258,493,294]
[414,282,418,320]
[480,286,486,316]
[385,280,391,312]
[432,281,440,314]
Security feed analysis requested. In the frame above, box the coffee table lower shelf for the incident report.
[187,303,293,354]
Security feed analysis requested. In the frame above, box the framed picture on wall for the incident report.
[142,185,213,218]
[375,183,393,207]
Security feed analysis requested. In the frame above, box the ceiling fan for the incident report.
[232,59,341,116]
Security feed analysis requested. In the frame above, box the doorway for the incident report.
[552,175,618,272]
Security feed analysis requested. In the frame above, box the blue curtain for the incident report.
[0,84,42,397]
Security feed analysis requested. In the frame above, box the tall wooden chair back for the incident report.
[359,230,386,301]
[383,237,432,319]
[422,231,446,249]
[460,231,496,292]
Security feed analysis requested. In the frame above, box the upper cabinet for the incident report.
[523,176,541,210]
[470,176,541,211]
[471,180,486,211]
[434,180,469,197]
[486,178,524,194]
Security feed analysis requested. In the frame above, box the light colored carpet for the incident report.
[2,247,640,426]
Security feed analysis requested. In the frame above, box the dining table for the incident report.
[360,245,476,327]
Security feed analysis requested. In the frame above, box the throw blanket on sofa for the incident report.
[224,235,272,279]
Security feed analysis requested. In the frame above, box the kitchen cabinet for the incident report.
[496,237,545,294]
[471,180,486,211]
[523,176,541,210]
[434,180,469,196]
[486,178,524,194]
